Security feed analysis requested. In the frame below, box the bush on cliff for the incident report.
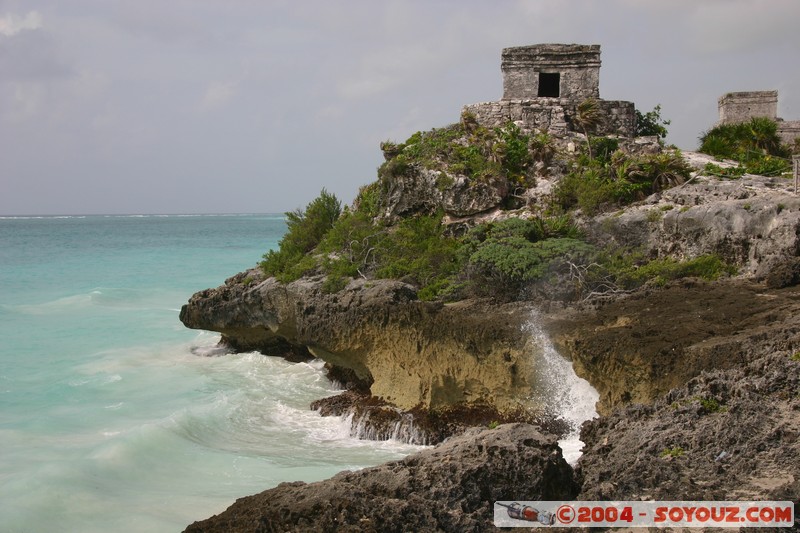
[261,189,342,281]
[578,250,738,294]
[377,120,537,187]
[635,104,671,140]
[553,149,692,214]
[459,217,593,300]
[699,117,792,176]
[373,213,462,300]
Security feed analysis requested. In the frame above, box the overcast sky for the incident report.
[1,0,798,215]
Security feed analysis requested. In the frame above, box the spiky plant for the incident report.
[574,98,603,159]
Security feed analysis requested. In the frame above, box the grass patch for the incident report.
[696,396,725,414]
[587,251,737,292]
[660,446,685,458]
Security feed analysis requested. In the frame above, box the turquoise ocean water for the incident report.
[0,214,423,532]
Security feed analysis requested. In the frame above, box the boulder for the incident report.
[183,424,579,533]
[379,166,509,221]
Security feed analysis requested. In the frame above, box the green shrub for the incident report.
[496,122,533,180]
[585,251,736,293]
[635,104,671,140]
[318,210,383,271]
[700,117,788,159]
[679,254,738,280]
[457,217,592,299]
[553,151,691,215]
[531,214,582,240]
[589,137,619,164]
[744,154,791,176]
[632,150,692,191]
[529,130,557,167]
[261,189,342,281]
[704,162,745,179]
[699,117,791,177]
[374,213,461,300]
[353,182,381,218]
[465,236,594,299]
[697,396,723,413]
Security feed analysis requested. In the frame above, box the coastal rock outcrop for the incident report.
[183,424,578,533]
[180,274,536,415]
[546,279,800,414]
[589,159,800,278]
[577,351,800,504]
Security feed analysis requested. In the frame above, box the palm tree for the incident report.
[574,98,602,159]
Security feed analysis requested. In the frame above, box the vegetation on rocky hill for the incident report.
[261,114,737,302]
[699,117,793,177]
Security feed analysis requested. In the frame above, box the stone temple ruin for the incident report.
[463,43,636,137]
[718,90,800,146]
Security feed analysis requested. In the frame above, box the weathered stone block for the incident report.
[501,43,601,101]
[718,90,778,124]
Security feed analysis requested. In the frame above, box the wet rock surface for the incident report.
[183,424,578,533]
[310,390,570,446]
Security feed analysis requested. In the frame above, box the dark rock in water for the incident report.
[577,352,800,505]
[183,424,578,533]
[311,391,571,446]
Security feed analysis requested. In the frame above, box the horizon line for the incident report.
[0,212,287,218]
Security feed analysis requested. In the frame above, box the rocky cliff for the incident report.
[547,278,800,414]
[181,163,800,421]
[180,134,800,528]
[586,152,800,279]
[181,274,536,416]
[181,271,800,530]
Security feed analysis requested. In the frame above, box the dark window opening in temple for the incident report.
[538,72,560,97]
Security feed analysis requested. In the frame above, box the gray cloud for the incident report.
[0,0,798,215]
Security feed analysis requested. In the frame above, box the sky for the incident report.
[1,0,799,215]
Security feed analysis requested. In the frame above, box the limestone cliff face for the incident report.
[587,156,800,278]
[180,273,536,413]
[379,166,510,221]
[577,351,800,502]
